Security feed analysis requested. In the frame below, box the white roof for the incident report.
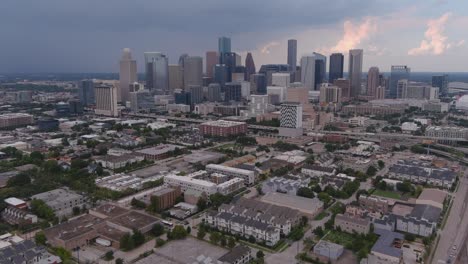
[4,197,26,206]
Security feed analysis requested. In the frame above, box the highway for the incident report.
[432,169,468,264]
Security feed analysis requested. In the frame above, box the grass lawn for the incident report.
[372,189,402,199]
[217,143,236,149]
[323,230,355,246]
[314,211,329,221]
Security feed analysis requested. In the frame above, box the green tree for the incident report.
[296,187,315,198]
[104,250,114,260]
[256,250,265,259]
[314,226,324,237]
[132,229,145,246]
[35,231,47,245]
[197,197,207,211]
[210,232,221,244]
[155,238,166,247]
[377,160,385,169]
[115,258,124,264]
[53,247,72,262]
[120,233,135,251]
[366,165,377,177]
[197,228,206,240]
[227,236,236,248]
[131,198,146,209]
[396,181,413,193]
[30,199,55,221]
[151,223,165,237]
[220,235,227,247]
[170,225,188,240]
[7,173,31,187]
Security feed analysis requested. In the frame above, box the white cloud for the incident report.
[408,12,457,55]
[260,42,279,54]
[328,17,378,53]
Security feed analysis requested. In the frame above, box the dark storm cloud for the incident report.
[0,0,393,72]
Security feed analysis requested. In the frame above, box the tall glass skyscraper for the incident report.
[432,74,449,97]
[119,48,137,103]
[314,52,326,90]
[78,79,95,106]
[218,37,231,54]
[287,39,297,73]
[329,53,344,83]
[245,52,256,82]
[348,49,363,98]
[144,52,169,95]
[389,65,411,98]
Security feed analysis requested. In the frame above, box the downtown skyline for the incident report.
[1,0,468,73]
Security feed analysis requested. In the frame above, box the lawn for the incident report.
[323,230,355,246]
[372,189,402,199]
[314,211,329,221]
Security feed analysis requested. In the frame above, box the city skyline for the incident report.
[1,1,468,73]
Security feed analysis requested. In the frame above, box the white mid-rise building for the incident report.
[95,84,119,117]
[206,164,256,185]
[271,72,291,88]
[164,174,218,195]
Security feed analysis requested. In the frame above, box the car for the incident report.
[452,245,457,250]
[403,245,410,248]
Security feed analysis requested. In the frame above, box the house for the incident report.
[301,164,336,178]
[388,160,456,188]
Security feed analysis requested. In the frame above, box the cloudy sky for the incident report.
[1,0,467,73]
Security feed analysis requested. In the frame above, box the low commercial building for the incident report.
[334,213,371,234]
[395,204,440,237]
[96,173,163,191]
[0,113,34,129]
[218,245,252,264]
[260,192,323,218]
[31,188,87,218]
[217,178,245,195]
[95,153,144,170]
[301,164,336,178]
[359,195,391,214]
[426,126,468,141]
[368,228,404,264]
[206,164,256,185]
[199,120,248,137]
[313,240,344,260]
[416,188,446,209]
[136,144,184,160]
[261,177,309,196]
[164,174,218,195]
[150,187,182,211]
[343,104,405,116]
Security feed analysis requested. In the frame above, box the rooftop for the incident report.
[371,228,404,258]
[109,211,159,230]
[201,120,246,127]
[137,144,184,156]
[218,245,250,263]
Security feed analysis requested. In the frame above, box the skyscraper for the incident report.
[168,65,183,93]
[348,49,363,98]
[225,82,242,102]
[144,52,169,95]
[207,83,222,102]
[78,79,95,106]
[272,72,291,87]
[119,48,137,103]
[367,67,380,97]
[183,56,203,89]
[206,51,218,78]
[301,53,326,91]
[329,53,344,83]
[319,84,342,104]
[232,66,246,82]
[432,74,449,97]
[279,102,303,137]
[214,64,228,88]
[218,37,231,54]
[244,52,256,82]
[220,52,237,82]
[390,66,411,98]
[130,90,154,112]
[250,74,267,95]
[287,39,297,75]
[95,84,118,117]
[189,85,204,105]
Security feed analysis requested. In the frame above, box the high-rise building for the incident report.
[399,81,439,100]
[144,52,169,95]
[214,64,228,88]
[220,52,237,82]
[119,48,137,103]
[207,83,222,102]
[189,85,204,105]
[225,82,242,102]
[334,79,350,98]
[78,79,95,106]
[267,86,287,103]
[168,65,183,93]
[244,52,256,82]
[232,66,246,82]
[95,84,118,117]
[218,37,231,54]
[432,74,449,97]
[258,64,290,86]
[397,79,408,99]
[319,84,342,104]
[183,56,203,89]
[287,39,297,74]
[329,53,344,83]
[206,51,218,78]
[249,95,269,116]
[250,74,267,94]
[174,90,191,105]
[272,72,291,88]
[367,67,380,98]
[301,53,326,91]
[279,102,303,137]
[130,90,155,112]
[390,66,411,98]
[235,54,241,66]
[287,84,309,106]
[348,49,363,98]
[376,86,386,99]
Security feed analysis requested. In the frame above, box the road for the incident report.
[432,170,468,264]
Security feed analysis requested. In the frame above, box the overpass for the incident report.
[316,130,468,143]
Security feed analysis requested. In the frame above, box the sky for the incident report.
[1,0,468,73]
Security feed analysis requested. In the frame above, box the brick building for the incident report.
[199,120,247,137]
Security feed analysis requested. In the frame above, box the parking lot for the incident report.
[402,242,425,264]
[135,237,228,264]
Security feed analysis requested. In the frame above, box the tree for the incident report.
[7,173,31,187]
[115,258,124,264]
[35,231,47,245]
[227,236,236,248]
[220,235,227,247]
[210,232,221,244]
[377,181,387,190]
[197,197,207,211]
[248,235,256,243]
[404,233,415,242]
[171,225,188,240]
[197,228,206,240]
[366,165,377,177]
[30,199,55,221]
[377,160,385,169]
[132,229,145,246]
[296,187,315,198]
[120,233,135,251]
[53,247,72,262]
[256,250,265,259]
[396,181,413,193]
[72,206,81,216]
[313,227,324,237]
[151,223,165,237]
[186,226,191,234]
[104,250,114,260]
[155,238,166,247]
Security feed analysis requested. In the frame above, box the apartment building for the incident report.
[31,188,88,218]
[334,213,371,234]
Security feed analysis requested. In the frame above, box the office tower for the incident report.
[220,52,237,82]
[119,48,137,103]
[249,95,269,116]
[379,74,388,90]
[287,39,297,75]
[319,84,342,104]
[189,85,204,104]
[367,67,380,97]
[235,54,241,66]
[183,56,203,89]
[95,84,118,117]
[287,85,309,105]
[250,74,267,94]
[129,82,144,92]
[314,53,327,90]
[279,102,303,137]
[232,66,246,82]
[207,83,222,102]
[300,56,316,91]
[295,66,301,83]
[432,74,449,97]
[390,65,411,98]
[240,81,251,99]
[144,52,169,94]
[267,86,287,103]
[397,79,408,99]
[174,90,191,105]
[224,82,242,102]
[78,79,95,106]
[168,65,183,92]
[258,64,290,86]
[334,79,351,98]
[329,53,344,83]
[399,82,439,100]
[244,52,256,81]
[69,100,83,115]
[376,86,385,99]
[272,72,291,87]
[130,90,154,112]
[178,54,189,67]
[218,37,231,54]
[214,64,228,88]
[206,51,218,78]
[348,49,363,98]
[203,76,213,87]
